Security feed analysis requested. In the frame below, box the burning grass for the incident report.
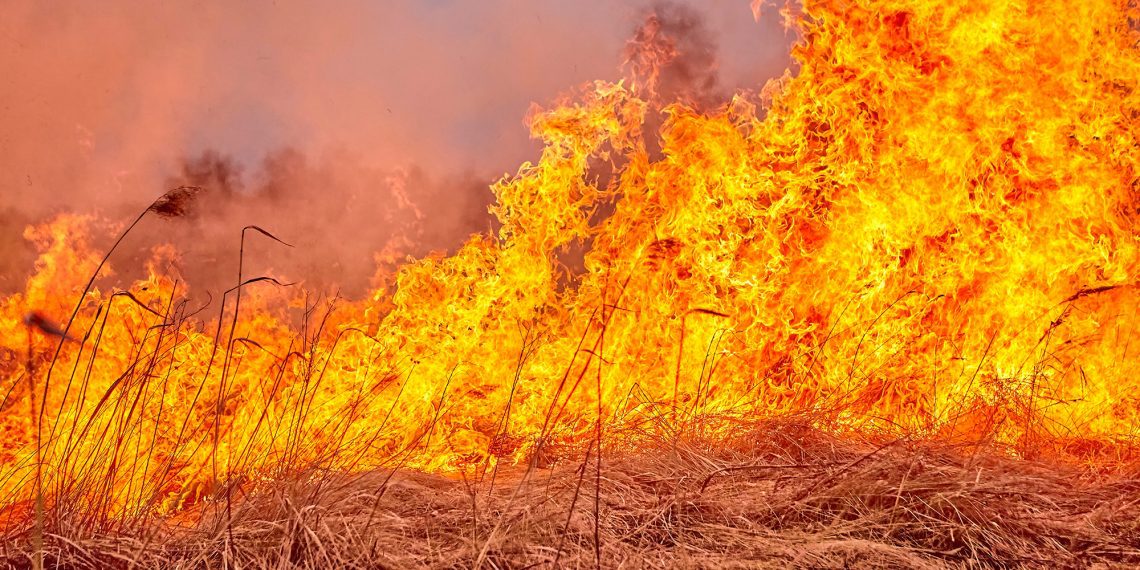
[3,0,1140,568]
[1,423,1137,569]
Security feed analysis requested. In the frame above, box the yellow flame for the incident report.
[2,0,1139,521]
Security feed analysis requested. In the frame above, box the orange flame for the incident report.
[2,0,1139,521]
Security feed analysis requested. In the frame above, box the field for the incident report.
[1,422,1138,569]
[3,0,1140,568]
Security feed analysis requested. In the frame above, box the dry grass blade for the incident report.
[242,225,295,248]
[3,425,1138,569]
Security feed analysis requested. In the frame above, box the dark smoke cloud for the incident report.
[126,149,494,298]
[625,1,725,109]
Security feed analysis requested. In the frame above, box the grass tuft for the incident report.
[2,423,1137,569]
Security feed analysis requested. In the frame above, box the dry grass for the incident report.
[2,422,1137,569]
[4,188,1137,568]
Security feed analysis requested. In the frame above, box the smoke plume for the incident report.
[0,0,791,299]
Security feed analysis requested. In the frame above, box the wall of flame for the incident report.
[1,0,1138,521]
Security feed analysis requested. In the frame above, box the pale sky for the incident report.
[1,0,790,204]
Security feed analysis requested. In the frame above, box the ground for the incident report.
[4,422,1139,569]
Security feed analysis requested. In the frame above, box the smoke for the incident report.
[624,1,724,108]
[0,0,791,299]
[0,208,34,293]
[141,148,493,298]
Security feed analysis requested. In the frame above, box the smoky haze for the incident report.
[0,0,792,297]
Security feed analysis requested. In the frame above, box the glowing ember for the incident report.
[1,0,1138,523]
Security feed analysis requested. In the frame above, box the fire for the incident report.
[2,0,1139,523]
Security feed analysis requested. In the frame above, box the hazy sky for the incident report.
[1,0,789,200]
